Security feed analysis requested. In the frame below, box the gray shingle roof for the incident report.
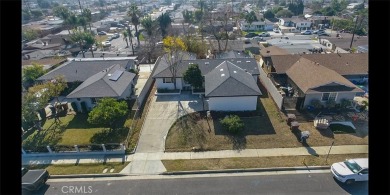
[153,58,260,78]
[66,64,136,98]
[286,57,363,94]
[205,61,262,97]
[37,59,132,82]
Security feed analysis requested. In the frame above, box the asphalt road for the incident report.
[29,172,367,195]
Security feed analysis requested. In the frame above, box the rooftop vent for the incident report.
[221,74,225,77]
[233,71,237,73]
[109,70,124,81]
[246,60,250,63]
[205,62,209,64]
[346,62,349,66]
[237,61,241,63]
[220,68,224,71]
[266,50,270,53]
[107,74,112,76]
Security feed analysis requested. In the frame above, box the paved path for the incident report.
[23,145,368,166]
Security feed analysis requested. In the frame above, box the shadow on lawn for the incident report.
[291,128,319,157]
[90,127,129,144]
[22,122,66,149]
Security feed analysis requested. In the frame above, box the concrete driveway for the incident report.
[136,92,204,153]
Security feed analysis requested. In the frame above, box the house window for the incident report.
[91,98,97,104]
[163,78,173,83]
[322,92,337,101]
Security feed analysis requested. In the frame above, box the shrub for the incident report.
[340,99,350,108]
[220,115,244,134]
[326,99,337,108]
[310,99,322,109]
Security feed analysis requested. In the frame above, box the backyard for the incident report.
[165,82,368,152]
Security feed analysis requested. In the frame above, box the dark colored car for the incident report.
[22,168,50,192]
[318,32,330,36]
[245,32,258,38]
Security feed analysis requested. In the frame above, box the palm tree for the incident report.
[82,8,92,31]
[141,16,154,37]
[127,4,141,46]
[122,30,129,48]
[127,27,135,55]
[77,16,87,32]
[70,30,86,58]
[83,32,96,57]
[53,6,71,34]
[158,12,172,37]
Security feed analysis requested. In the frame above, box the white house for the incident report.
[239,19,274,31]
[278,17,312,31]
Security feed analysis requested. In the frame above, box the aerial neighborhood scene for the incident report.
[21,0,368,194]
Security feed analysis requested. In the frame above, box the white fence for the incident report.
[22,144,125,157]
[258,67,284,110]
[136,56,160,108]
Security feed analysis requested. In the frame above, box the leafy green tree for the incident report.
[194,10,203,23]
[280,0,286,6]
[30,10,43,19]
[70,30,87,57]
[276,9,293,18]
[321,7,336,16]
[22,63,46,88]
[122,30,129,48]
[274,0,280,5]
[82,8,93,31]
[272,6,283,14]
[183,64,203,89]
[83,32,96,57]
[158,12,172,37]
[263,10,275,19]
[220,115,244,134]
[128,3,141,46]
[37,0,51,9]
[182,10,193,23]
[245,11,258,25]
[87,98,128,130]
[22,28,40,41]
[141,16,155,37]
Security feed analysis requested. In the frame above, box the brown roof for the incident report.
[270,53,368,75]
[22,58,66,66]
[259,46,289,57]
[286,57,363,93]
[325,36,368,50]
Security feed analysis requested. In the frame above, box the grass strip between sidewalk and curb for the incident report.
[26,162,130,175]
[162,153,368,172]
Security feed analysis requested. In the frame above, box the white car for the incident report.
[331,158,368,184]
[102,41,111,47]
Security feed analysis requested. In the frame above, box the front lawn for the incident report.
[22,113,129,150]
[165,82,368,152]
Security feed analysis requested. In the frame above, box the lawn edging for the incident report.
[161,166,330,175]
[49,173,128,179]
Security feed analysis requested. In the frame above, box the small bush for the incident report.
[310,99,322,109]
[220,115,244,134]
[80,101,88,113]
[326,99,337,108]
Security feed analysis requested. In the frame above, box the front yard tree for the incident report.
[45,76,68,123]
[158,12,172,37]
[245,11,258,25]
[22,63,46,88]
[220,115,244,134]
[162,36,188,90]
[128,3,141,46]
[183,64,203,89]
[87,98,128,130]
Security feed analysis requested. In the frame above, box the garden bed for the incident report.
[329,124,356,134]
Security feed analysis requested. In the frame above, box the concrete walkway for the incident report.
[23,145,368,166]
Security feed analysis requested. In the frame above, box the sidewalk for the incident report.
[22,145,368,166]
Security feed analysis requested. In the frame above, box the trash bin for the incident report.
[290,121,300,131]
[287,114,296,126]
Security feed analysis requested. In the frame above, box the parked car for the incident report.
[245,32,258,38]
[273,29,280,33]
[301,30,312,35]
[106,36,114,41]
[259,32,270,37]
[331,158,368,184]
[112,33,120,39]
[22,168,50,192]
[251,36,264,41]
[318,32,330,36]
[102,41,111,47]
[313,29,325,34]
[97,31,107,35]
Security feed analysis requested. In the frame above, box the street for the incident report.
[30,172,367,195]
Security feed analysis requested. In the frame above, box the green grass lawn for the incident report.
[27,162,130,175]
[22,114,129,149]
[139,33,145,41]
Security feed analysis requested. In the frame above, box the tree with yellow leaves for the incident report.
[162,36,188,90]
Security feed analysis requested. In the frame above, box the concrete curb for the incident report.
[50,173,128,179]
[161,166,330,175]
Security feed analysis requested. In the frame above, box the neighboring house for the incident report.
[215,50,251,59]
[40,33,70,46]
[23,40,62,51]
[75,52,138,59]
[152,57,262,111]
[239,20,274,31]
[285,57,364,108]
[97,24,110,32]
[208,40,261,56]
[278,17,312,31]
[307,16,342,29]
[320,36,368,52]
[169,23,196,36]
[266,39,328,54]
[37,58,136,83]
[66,64,136,111]
[259,53,367,109]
